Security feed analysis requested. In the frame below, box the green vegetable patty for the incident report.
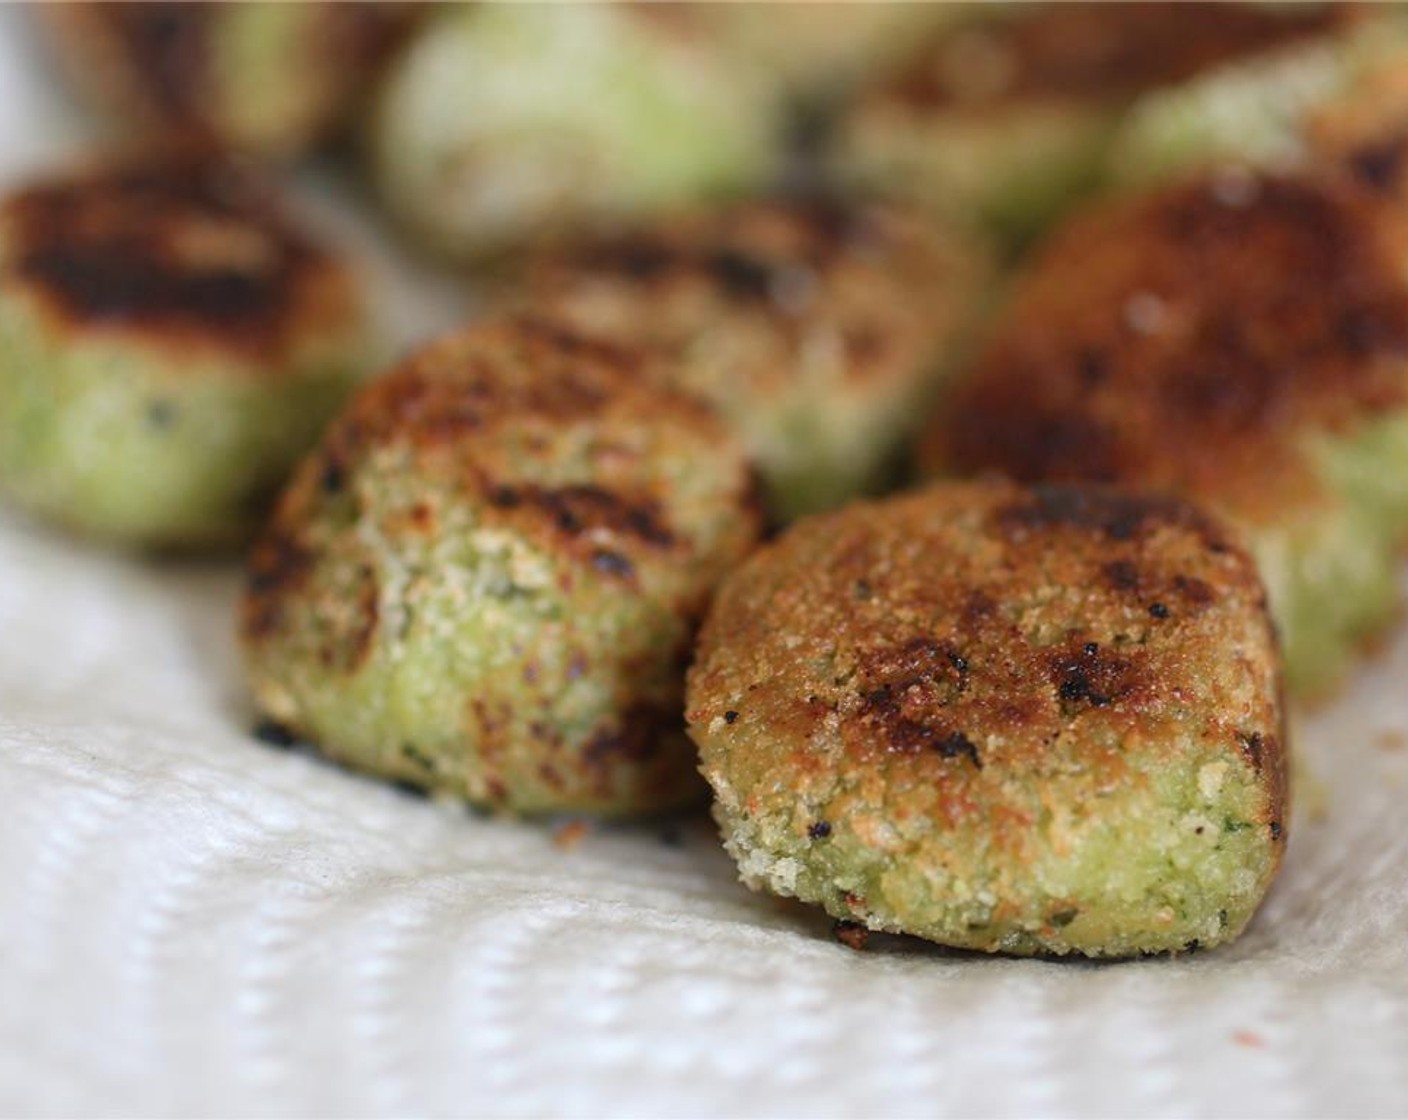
[688,480,1286,958]
[0,152,368,548]
[919,166,1408,698]
[242,315,763,816]
[517,196,992,522]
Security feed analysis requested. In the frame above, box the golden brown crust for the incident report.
[318,314,720,458]
[241,314,759,659]
[0,152,354,363]
[921,171,1408,520]
[690,480,1287,839]
[879,2,1350,111]
[521,196,981,399]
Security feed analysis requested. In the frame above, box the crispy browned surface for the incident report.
[0,153,355,363]
[521,196,976,401]
[243,314,759,658]
[242,315,762,813]
[881,2,1349,111]
[920,171,1408,520]
[689,480,1286,840]
[36,3,423,143]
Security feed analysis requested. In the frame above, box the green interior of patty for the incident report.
[0,295,359,548]
[1252,411,1408,698]
[716,724,1277,958]
[248,445,707,816]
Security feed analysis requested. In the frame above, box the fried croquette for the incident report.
[517,197,991,521]
[242,316,763,816]
[920,168,1408,697]
[687,480,1286,958]
[0,152,368,547]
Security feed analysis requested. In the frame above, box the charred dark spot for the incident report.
[1103,559,1141,592]
[1237,730,1266,770]
[997,485,1197,542]
[6,155,325,357]
[723,710,739,725]
[1049,907,1079,928]
[252,718,297,749]
[1269,820,1283,840]
[861,636,969,699]
[538,762,567,792]
[391,779,429,800]
[582,705,674,768]
[1049,640,1138,710]
[964,591,996,620]
[1348,137,1408,194]
[807,820,832,840]
[241,531,312,641]
[1149,601,1169,619]
[949,409,1124,487]
[590,548,635,581]
[488,483,675,550]
[705,249,774,301]
[484,776,509,804]
[1173,575,1215,607]
[597,238,677,280]
[860,683,983,768]
[853,579,874,601]
[1180,939,1203,955]
[833,920,869,952]
[932,730,982,767]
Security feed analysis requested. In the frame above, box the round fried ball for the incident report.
[919,167,1408,699]
[36,2,421,160]
[0,153,368,548]
[687,480,1287,958]
[369,3,781,261]
[831,2,1353,245]
[242,316,764,816]
[517,197,991,521]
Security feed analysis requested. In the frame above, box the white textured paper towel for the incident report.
[2,12,1408,1118]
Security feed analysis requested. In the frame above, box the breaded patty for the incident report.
[36,2,420,159]
[687,480,1286,958]
[709,4,958,101]
[0,152,367,547]
[832,2,1353,243]
[920,168,1408,697]
[369,3,780,261]
[518,197,991,521]
[1107,5,1408,187]
[242,315,763,816]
